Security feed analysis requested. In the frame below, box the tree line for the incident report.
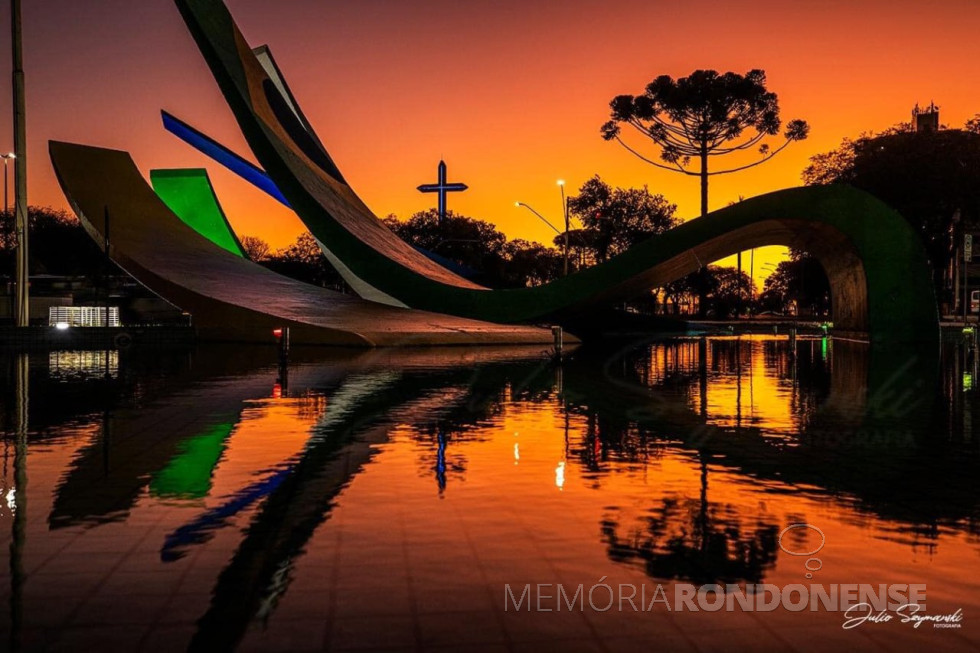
[239,176,763,318]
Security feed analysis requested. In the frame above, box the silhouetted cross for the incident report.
[417,160,468,225]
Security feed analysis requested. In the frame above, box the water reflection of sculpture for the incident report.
[47,347,351,528]
[185,354,556,651]
[188,337,969,609]
[16,346,559,650]
[13,338,976,650]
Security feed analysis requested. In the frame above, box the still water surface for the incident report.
[0,336,978,651]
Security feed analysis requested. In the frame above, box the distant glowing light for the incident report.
[557,179,565,187]
[6,488,15,511]
[55,322,70,330]
[555,461,565,490]
[273,328,283,338]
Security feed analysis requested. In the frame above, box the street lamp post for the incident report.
[558,180,569,276]
[1,153,13,215]
[761,262,778,313]
[515,201,566,273]
[515,202,561,235]
[516,179,574,277]
[2,153,11,310]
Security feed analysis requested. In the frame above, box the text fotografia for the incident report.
[504,580,928,615]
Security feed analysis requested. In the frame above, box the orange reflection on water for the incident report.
[636,335,828,437]
[313,382,980,642]
[205,394,328,500]
[2,339,978,651]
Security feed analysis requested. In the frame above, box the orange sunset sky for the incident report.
[2,0,979,284]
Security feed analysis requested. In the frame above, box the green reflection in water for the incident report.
[149,422,234,499]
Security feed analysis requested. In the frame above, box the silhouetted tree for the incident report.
[800,138,859,187]
[500,238,563,287]
[564,175,678,263]
[800,124,912,186]
[601,69,809,218]
[965,114,980,134]
[384,209,571,288]
[708,266,756,319]
[651,265,754,318]
[661,275,694,315]
[802,121,980,307]
[556,228,595,271]
[601,497,780,585]
[758,252,831,317]
[239,235,270,261]
[262,232,348,291]
[383,209,508,283]
[277,232,322,265]
[0,206,104,276]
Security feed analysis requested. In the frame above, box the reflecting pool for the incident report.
[0,336,977,651]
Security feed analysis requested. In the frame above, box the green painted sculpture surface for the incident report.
[151,168,247,258]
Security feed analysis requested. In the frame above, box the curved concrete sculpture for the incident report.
[151,168,248,258]
[49,141,561,347]
[161,110,482,280]
[174,0,939,347]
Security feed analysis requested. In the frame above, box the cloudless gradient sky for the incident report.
[2,0,979,283]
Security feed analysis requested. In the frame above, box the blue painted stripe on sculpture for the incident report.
[162,110,291,207]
